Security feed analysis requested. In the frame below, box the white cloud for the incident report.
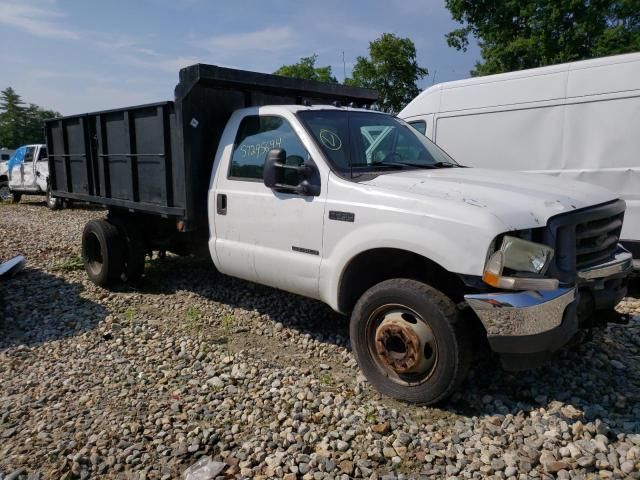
[197,26,296,54]
[92,32,161,57]
[0,2,78,39]
[141,55,206,73]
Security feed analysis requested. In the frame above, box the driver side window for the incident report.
[24,147,35,164]
[229,115,307,181]
[37,147,48,161]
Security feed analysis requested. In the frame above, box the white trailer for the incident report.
[399,52,640,261]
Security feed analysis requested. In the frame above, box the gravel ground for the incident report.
[1,196,639,480]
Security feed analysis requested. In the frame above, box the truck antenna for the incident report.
[342,51,346,82]
[347,110,353,179]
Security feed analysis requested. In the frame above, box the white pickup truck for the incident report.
[46,65,633,404]
[3,144,61,208]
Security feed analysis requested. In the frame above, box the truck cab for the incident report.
[46,65,633,405]
[6,144,60,208]
[208,104,632,402]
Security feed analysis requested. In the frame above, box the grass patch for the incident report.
[186,305,202,331]
[319,372,334,387]
[363,405,379,423]
[221,315,235,336]
[54,254,84,272]
[220,314,235,352]
[125,308,136,328]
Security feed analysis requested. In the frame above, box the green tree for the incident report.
[274,54,338,83]
[345,33,428,113]
[0,87,59,148]
[0,87,26,148]
[23,104,59,145]
[446,0,640,76]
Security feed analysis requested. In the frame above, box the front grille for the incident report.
[575,215,623,269]
[544,200,625,282]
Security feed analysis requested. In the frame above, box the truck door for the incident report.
[9,146,37,190]
[34,145,49,192]
[213,113,326,299]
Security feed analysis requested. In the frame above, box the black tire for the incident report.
[46,184,62,210]
[110,218,146,283]
[350,278,471,405]
[11,192,21,203]
[81,219,124,287]
[0,183,10,202]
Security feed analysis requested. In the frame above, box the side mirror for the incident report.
[263,148,320,196]
[263,148,286,190]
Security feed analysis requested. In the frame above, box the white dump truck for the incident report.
[2,144,61,208]
[46,65,633,404]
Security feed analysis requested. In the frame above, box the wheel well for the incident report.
[0,175,8,184]
[337,248,467,314]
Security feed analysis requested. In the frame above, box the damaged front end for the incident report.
[464,200,633,370]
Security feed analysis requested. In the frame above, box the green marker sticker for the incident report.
[319,129,342,151]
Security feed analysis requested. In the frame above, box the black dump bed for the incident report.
[46,64,377,228]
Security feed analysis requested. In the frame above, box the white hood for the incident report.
[361,167,619,230]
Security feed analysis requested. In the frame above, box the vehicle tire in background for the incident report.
[111,218,146,284]
[82,219,124,287]
[350,278,471,405]
[46,184,62,210]
[11,192,21,203]
[0,183,10,202]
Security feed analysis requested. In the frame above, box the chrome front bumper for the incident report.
[465,288,575,337]
[576,250,633,280]
[464,247,633,357]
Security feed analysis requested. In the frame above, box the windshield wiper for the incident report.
[431,161,459,168]
[371,161,438,169]
[372,161,460,169]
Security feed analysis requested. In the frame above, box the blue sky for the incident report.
[0,0,480,115]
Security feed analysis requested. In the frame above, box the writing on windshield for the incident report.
[297,110,457,173]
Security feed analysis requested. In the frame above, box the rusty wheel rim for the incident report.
[367,304,438,386]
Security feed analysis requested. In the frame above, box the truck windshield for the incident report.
[297,110,458,174]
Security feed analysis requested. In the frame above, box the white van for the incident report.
[399,52,640,262]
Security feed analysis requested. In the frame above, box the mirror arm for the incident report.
[277,163,313,175]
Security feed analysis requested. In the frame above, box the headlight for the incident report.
[483,236,558,291]
[500,235,554,274]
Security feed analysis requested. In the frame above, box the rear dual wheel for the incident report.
[81,219,145,287]
[46,184,62,210]
[110,218,146,284]
[82,220,124,286]
[350,279,471,405]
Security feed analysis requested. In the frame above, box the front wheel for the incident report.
[11,192,21,203]
[0,183,10,202]
[350,279,471,405]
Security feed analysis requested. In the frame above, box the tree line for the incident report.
[274,0,639,112]
[0,87,60,150]
[2,0,637,144]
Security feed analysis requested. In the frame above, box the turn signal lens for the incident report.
[482,251,504,287]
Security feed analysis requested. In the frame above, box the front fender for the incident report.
[318,220,495,312]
